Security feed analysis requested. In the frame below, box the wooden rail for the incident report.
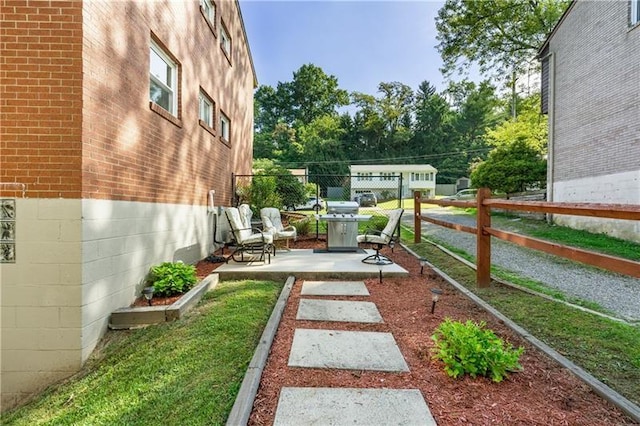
[413,190,640,287]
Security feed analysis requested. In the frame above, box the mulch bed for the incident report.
[196,236,634,425]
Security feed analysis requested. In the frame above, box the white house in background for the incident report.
[539,0,639,242]
[350,164,437,200]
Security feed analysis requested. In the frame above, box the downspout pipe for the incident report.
[539,51,555,223]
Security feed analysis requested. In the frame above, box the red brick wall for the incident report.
[1,0,255,205]
[0,0,83,198]
[81,0,255,206]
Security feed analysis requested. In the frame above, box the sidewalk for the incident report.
[257,279,437,425]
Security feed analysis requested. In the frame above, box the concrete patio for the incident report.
[215,248,409,281]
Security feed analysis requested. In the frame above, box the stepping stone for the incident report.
[274,387,436,426]
[301,280,369,296]
[288,329,409,372]
[297,299,383,323]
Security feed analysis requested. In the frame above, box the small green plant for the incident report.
[431,318,524,382]
[291,217,312,236]
[368,215,388,231]
[147,261,197,297]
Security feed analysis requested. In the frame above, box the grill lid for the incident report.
[326,201,359,214]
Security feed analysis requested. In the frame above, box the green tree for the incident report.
[286,64,349,124]
[409,81,454,168]
[434,80,501,183]
[252,159,306,211]
[485,94,548,153]
[298,115,349,177]
[349,92,386,158]
[470,138,546,193]
[253,64,350,172]
[247,175,281,213]
[435,0,570,78]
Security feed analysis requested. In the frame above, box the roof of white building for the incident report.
[350,164,437,172]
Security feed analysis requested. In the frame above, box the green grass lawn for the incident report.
[1,280,283,426]
[492,212,640,261]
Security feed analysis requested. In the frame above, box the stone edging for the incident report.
[226,276,296,426]
[109,274,219,329]
[402,243,640,423]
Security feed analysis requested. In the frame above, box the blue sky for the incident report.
[240,1,456,96]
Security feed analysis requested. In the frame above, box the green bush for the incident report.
[291,217,312,236]
[369,215,388,231]
[431,318,524,382]
[147,261,197,297]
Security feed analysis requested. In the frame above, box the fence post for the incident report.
[398,174,403,209]
[476,187,491,288]
[231,172,236,206]
[414,191,421,243]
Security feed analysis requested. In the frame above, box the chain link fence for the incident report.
[232,173,405,240]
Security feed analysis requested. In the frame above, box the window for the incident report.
[632,0,640,26]
[220,111,230,143]
[201,0,215,24]
[200,0,216,35]
[220,21,231,59]
[149,41,177,115]
[199,89,214,129]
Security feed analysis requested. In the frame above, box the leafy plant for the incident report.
[147,261,197,297]
[431,318,524,382]
[368,214,388,232]
[291,216,312,236]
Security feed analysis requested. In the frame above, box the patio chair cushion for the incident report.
[260,207,297,241]
[356,233,387,245]
[357,208,403,245]
[226,207,273,245]
[238,204,253,229]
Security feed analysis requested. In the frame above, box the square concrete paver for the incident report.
[273,387,436,426]
[297,299,382,323]
[288,329,409,372]
[301,280,369,296]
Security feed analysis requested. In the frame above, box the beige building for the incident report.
[0,0,256,410]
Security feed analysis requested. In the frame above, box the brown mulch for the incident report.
[196,236,635,425]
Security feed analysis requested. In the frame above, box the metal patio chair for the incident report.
[357,208,404,264]
[260,207,297,252]
[225,206,274,263]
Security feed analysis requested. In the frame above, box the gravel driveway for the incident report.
[403,208,640,322]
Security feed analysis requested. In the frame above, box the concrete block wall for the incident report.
[553,170,640,242]
[1,199,83,410]
[80,199,215,358]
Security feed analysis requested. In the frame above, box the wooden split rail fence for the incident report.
[413,189,640,287]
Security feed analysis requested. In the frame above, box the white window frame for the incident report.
[199,90,214,128]
[220,21,231,58]
[149,41,177,115]
[201,0,216,24]
[220,111,230,142]
[633,0,640,25]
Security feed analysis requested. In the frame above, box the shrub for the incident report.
[291,217,312,236]
[369,215,388,232]
[431,318,524,382]
[147,261,197,297]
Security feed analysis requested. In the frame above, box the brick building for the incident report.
[539,0,640,242]
[0,0,256,409]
